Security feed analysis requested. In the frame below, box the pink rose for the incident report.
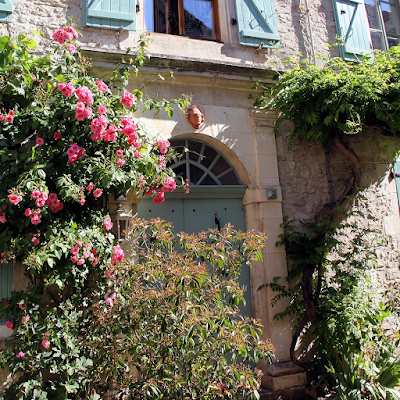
[5,115,13,123]
[105,217,113,231]
[54,132,62,139]
[116,158,125,166]
[25,209,32,217]
[21,315,30,324]
[77,258,85,265]
[98,106,106,115]
[67,44,76,53]
[153,192,165,204]
[93,189,102,198]
[0,215,6,224]
[111,245,124,264]
[32,237,39,246]
[86,182,94,192]
[8,194,20,205]
[76,240,83,247]
[6,321,13,329]
[95,79,108,92]
[31,190,40,199]
[70,247,79,255]
[58,82,74,97]
[36,137,44,146]
[120,91,135,108]
[42,339,50,349]
[30,215,41,225]
[17,351,24,358]
[116,149,124,157]
[71,256,78,263]
[135,151,142,159]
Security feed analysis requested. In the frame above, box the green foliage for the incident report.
[85,219,274,399]
[254,47,400,146]
[267,214,400,399]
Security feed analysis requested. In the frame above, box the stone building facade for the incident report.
[0,0,399,397]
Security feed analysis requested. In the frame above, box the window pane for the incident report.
[155,0,168,34]
[183,0,215,39]
[365,0,382,30]
[371,30,386,49]
[387,35,399,47]
[144,0,155,31]
[380,1,400,43]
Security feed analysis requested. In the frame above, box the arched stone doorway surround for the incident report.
[138,123,293,362]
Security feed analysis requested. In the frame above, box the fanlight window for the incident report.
[169,139,241,185]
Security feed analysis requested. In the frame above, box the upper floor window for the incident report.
[364,0,400,50]
[144,0,220,40]
[332,0,400,61]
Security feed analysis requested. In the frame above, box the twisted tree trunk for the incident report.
[290,134,362,368]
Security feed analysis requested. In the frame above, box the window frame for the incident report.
[151,0,221,41]
[365,0,400,50]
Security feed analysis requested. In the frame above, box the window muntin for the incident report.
[169,139,241,185]
[144,0,220,40]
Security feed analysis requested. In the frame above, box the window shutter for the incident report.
[0,262,13,300]
[84,0,136,31]
[332,0,371,61]
[0,0,13,23]
[235,0,279,48]
[394,160,400,210]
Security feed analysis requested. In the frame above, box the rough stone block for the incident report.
[262,371,307,391]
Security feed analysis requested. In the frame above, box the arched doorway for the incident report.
[137,138,252,316]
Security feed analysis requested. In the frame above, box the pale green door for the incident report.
[137,138,252,317]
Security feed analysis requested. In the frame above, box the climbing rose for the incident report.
[86,182,94,192]
[95,79,108,92]
[116,158,125,166]
[93,189,102,198]
[36,137,44,146]
[67,44,76,53]
[58,82,74,97]
[76,86,93,106]
[8,195,20,205]
[31,190,40,199]
[6,321,13,329]
[21,315,30,324]
[105,217,113,231]
[111,245,124,264]
[16,351,24,358]
[120,91,135,108]
[98,106,106,115]
[54,132,62,139]
[153,192,165,204]
[32,237,39,246]
[42,339,50,349]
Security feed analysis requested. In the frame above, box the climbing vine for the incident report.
[255,48,400,398]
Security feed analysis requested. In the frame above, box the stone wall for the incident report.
[276,120,400,290]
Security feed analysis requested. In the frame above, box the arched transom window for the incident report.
[169,138,241,185]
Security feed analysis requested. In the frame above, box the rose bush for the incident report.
[0,26,273,399]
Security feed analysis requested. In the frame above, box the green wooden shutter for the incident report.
[332,0,371,61]
[235,0,279,48]
[0,262,13,300]
[0,0,13,23]
[84,0,136,31]
[394,160,400,210]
